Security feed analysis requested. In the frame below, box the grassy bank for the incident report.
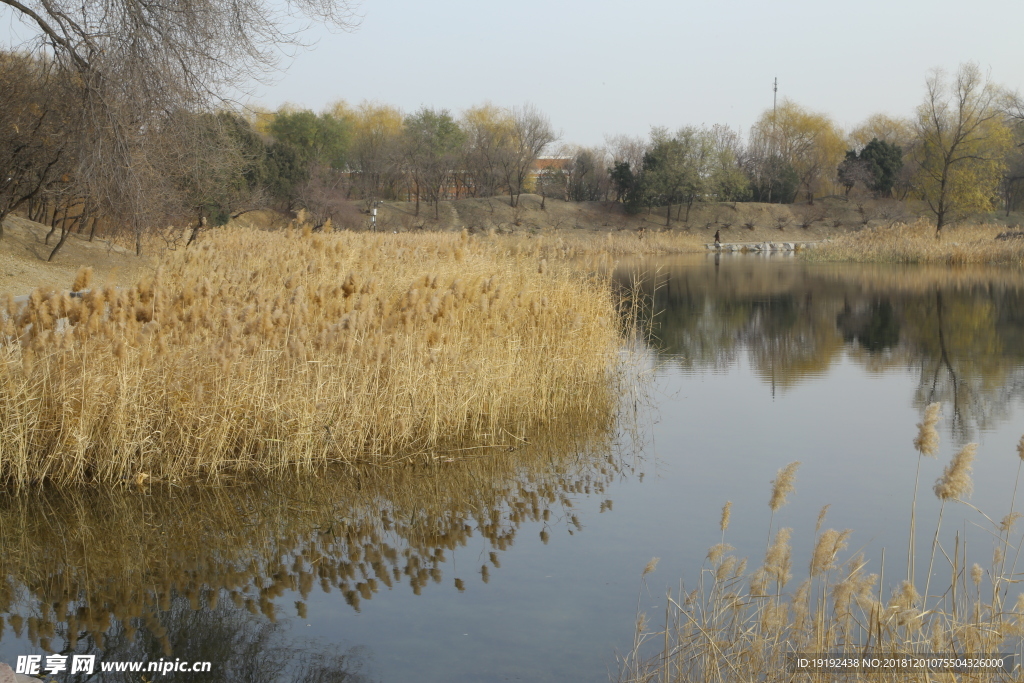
[620,406,1024,683]
[0,225,624,486]
[807,220,1024,265]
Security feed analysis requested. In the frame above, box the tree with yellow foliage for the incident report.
[913,63,1013,234]
[460,103,514,199]
[848,113,915,151]
[349,101,405,202]
[749,100,845,204]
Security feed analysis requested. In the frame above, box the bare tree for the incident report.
[460,104,511,199]
[496,104,557,207]
[1,0,358,249]
[605,134,648,177]
[0,53,76,239]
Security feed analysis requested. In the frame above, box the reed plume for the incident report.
[767,461,800,549]
[769,462,800,513]
[908,402,941,586]
[720,500,732,537]
[934,443,977,501]
[924,442,978,610]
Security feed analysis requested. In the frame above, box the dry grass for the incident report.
[807,220,1024,266]
[0,224,625,486]
[620,405,1024,683]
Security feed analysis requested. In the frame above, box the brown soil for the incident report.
[1,215,155,297]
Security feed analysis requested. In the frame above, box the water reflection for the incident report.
[0,417,629,674]
[75,597,374,682]
[621,256,1024,438]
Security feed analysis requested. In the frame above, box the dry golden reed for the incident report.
[809,528,851,578]
[807,219,1024,266]
[934,443,978,501]
[0,226,625,486]
[914,402,941,456]
[619,418,1024,683]
[769,461,800,512]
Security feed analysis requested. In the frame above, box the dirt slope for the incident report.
[1,215,154,297]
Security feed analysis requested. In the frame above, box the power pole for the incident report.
[768,77,778,204]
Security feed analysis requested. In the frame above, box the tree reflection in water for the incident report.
[619,257,1024,439]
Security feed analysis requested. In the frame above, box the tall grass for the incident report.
[620,404,1024,683]
[0,225,624,485]
[807,220,1024,265]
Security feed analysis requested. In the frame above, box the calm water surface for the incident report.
[3,254,1024,681]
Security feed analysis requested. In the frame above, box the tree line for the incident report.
[0,0,356,255]
[3,47,1024,251]
[601,63,1024,234]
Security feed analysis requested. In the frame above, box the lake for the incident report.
[2,253,1024,681]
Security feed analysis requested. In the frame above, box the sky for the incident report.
[5,0,1024,147]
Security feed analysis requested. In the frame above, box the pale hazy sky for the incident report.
[4,0,1024,147]
[251,0,1024,146]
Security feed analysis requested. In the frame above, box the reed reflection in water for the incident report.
[0,411,632,678]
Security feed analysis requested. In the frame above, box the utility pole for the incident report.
[768,77,778,204]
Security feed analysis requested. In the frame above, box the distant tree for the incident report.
[609,161,634,203]
[857,139,903,197]
[607,134,649,210]
[999,92,1024,214]
[914,63,1013,233]
[849,114,916,151]
[460,103,511,198]
[496,104,557,207]
[999,149,1024,215]
[403,107,466,217]
[837,151,875,196]
[748,100,845,203]
[641,127,707,225]
[350,102,405,202]
[747,155,799,204]
[264,141,308,208]
[564,147,607,202]
[702,124,750,202]
[268,109,350,169]
[605,134,648,184]
[535,164,566,208]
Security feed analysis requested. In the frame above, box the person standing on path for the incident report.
[714,229,721,245]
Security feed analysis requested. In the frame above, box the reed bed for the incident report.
[808,220,1024,266]
[0,225,623,486]
[620,405,1024,683]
